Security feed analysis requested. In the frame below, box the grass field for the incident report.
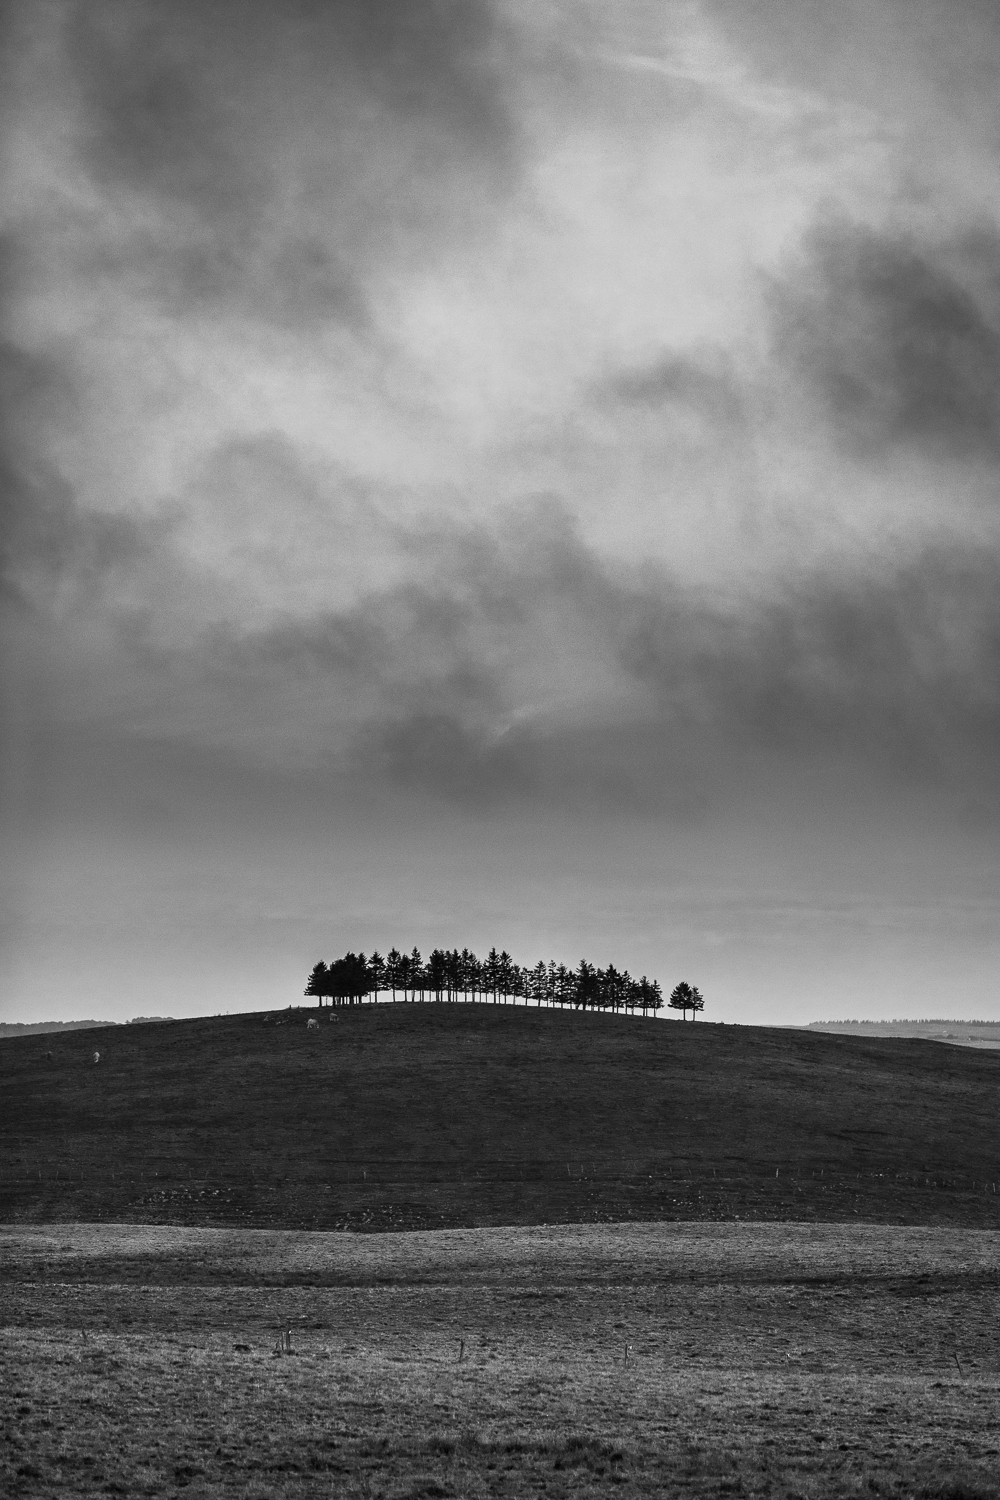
[4,1002,1000,1230]
[4,1219,1000,1498]
[5,1004,1000,1495]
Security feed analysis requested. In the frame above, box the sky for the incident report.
[2,0,998,1025]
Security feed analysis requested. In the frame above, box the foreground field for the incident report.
[5,1004,1000,1230]
[4,1221,1000,1498]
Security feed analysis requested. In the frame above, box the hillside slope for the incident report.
[3,1004,1000,1229]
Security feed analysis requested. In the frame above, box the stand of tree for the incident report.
[667,981,705,1020]
[305,948,677,1017]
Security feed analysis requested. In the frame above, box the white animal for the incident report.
[92,1051,101,1064]
[306,1018,319,1029]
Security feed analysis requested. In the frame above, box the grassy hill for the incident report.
[3,1002,1000,1231]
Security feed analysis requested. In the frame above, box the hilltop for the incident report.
[3,1002,1000,1231]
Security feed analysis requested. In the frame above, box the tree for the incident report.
[311,942,668,1020]
[385,948,402,1000]
[574,959,597,1009]
[460,948,479,1001]
[619,970,636,1012]
[668,981,694,1020]
[397,950,411,1000]
[305,961,328,1007]
[428,948,447,1001]
[484,948,500,1002]
[530,960,548,1007]
[368,952,385,1003]
[635,976,659,1016]
[603,964,625,1011]
[689,984,705,1020]
[324,952,371,1006]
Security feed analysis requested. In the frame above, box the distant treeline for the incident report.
[306,949,706,1019]
[0,1020,113,1038]
[0,1018,173,1039]
[810,1020,1000,1029]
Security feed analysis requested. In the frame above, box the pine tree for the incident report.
[574,959,596,1009]
[530,960,548,1007]
[428,948,447,1001]
[368,951,385,1003]
[669,981,694,1020]
[460,948,478,1001]
[305,961,328,1007]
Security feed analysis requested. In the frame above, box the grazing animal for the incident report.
[306,1018,319,1030]
[92,1051,101,1064]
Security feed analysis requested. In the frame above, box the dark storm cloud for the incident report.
[622,546,1000,779]
[0,336,163,616]
[66,0,518,326]
[772,219,1000,461]
[126,497,998,813]
[0,337,76,608]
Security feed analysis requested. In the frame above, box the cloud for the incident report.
[772,219,1000,462]
[602,351,747,429]
[623,543,1000,781]
[12,468,994,818]
[0,337,81,609]
[50,0,520,329]
[3,1,999,827]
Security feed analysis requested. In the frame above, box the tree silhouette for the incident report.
[458,948,475,1001]
[368,952,385,1003]
[530,960,548,1007]
[305,961,328,1007]
[668,981,694,1020]
[690,984,705,1019]
[574,959,597,1009]
[305,946,668,1021]
[428,948,447,1002]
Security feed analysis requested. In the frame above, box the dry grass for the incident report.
[3,1221,1000,1498]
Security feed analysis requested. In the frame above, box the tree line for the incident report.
[305,948,706,1019]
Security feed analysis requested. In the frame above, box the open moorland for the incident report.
[3,1002,1000,1229]
[5,1005,1000,1497]
[4,1219,1000,1499]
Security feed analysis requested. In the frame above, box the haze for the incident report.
[2,0,998,1024]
